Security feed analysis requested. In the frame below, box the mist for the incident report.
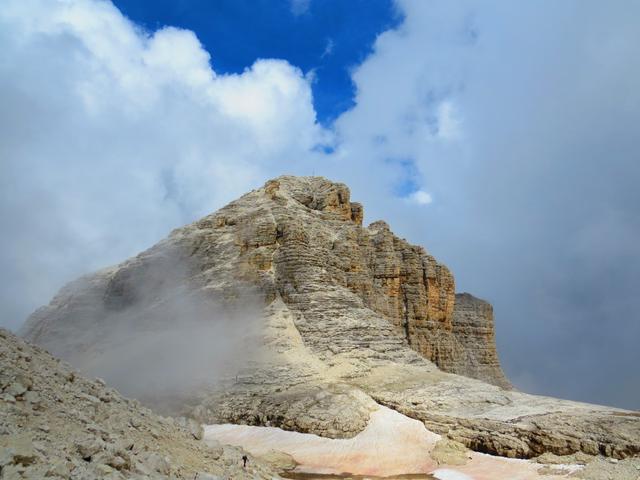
[86,295,263,410]
[22,243,265,413]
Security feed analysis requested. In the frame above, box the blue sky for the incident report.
[113,0,401,124]
[1,0,639,409]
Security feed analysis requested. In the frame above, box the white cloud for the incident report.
[0,0,328,329]
[321,38,335,59]
[290,0,311,16]
[435,101,460,140]
[406,190,433,205]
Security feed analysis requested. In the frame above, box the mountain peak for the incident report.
[21,176,639,461]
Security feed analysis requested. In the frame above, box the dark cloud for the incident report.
[331,0,640,409]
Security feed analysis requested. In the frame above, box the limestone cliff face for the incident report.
[20,176,640,460]
[449,293,512,389]
[225,176,504,386]
[22,177,502,386]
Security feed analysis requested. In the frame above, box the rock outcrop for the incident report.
[449,293,512,389]
[0,328,279,479]
[19,176,640,461]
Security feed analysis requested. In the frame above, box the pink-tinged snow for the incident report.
[204,406,579,479]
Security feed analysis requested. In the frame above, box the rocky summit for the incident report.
[19,176,640,466]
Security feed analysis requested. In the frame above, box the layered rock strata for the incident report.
[449,293,512,389]
[20,176,640,461]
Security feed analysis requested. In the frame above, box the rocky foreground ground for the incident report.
[0,328,279,479]
[2,326,639,480]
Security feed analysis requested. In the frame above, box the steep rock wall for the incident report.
[449,293,512,389]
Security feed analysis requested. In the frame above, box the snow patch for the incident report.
[432,469,474,480]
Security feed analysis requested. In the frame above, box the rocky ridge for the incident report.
[0,328,278,479]
[20,176,640,462]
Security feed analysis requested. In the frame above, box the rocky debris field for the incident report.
[0,328,279,479]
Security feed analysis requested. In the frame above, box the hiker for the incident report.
[242,454,248,468]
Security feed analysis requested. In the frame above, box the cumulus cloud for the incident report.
[0,0,328,330]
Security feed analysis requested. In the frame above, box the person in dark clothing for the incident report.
[242,455,248,468]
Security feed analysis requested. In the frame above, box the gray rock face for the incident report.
[19,176,640,460]
[0,328,279,479]
[448,293,512,389]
